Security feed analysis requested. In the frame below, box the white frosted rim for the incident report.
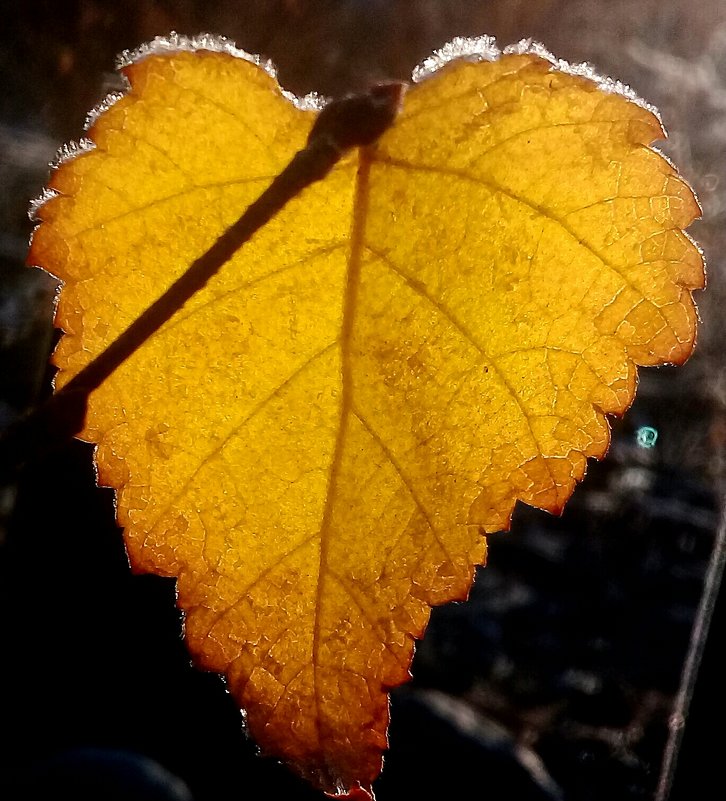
[84,91,126,131]
[50,137,96,169]
[117,31,324,111]
[412,36,501,82]
[412,35,660,121]
[28,187,59,222]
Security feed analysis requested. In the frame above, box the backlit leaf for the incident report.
[29,34,704,798]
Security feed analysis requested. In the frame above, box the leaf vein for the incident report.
[142,339,338,544]
[365,245,559,491]
[68,175,276,238]
[154,242,345,340]
[373,155,675,338]
[198,532,319,641]
[328,570,409,669]
[351,405,457,569]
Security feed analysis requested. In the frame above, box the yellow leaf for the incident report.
[28,35,704,798]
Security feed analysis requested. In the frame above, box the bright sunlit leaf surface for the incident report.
[29,34,704,798]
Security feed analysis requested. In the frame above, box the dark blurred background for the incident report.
[1,2,724,800]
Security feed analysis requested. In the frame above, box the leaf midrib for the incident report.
[310,145,373,744]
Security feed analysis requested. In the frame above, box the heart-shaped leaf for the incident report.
[29,34,704,798]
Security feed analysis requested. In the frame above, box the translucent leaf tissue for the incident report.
[29,33,704,798]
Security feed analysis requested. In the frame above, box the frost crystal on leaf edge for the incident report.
[117,31,324,111]
[412,35,661,123]
[412,36,501,82]
[28,188,59,222]
[504,38,661,119]
[50,138,96,169]
[84,92,125,131]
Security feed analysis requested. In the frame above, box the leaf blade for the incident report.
[28,42,704,798]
